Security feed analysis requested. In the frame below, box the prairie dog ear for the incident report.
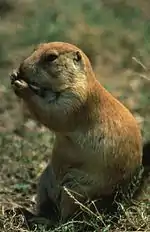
[73,50,82,62]
[33,43,44,52]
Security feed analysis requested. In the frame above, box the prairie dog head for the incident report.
[16,42,95,97]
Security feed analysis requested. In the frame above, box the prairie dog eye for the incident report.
[44,53,58,62]
[74,51,82,62]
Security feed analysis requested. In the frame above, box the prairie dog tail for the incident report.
[142,141,150,167]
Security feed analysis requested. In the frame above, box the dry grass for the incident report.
[0,0,150,231]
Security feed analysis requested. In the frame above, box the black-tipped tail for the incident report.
[142,142,150,167]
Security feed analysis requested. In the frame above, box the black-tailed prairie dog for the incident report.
[10,42,144,222]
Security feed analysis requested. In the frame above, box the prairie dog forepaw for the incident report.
[10,71,32,99]
[13,79,28,89]
[10,69,19,83]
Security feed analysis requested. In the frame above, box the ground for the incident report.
[0,0,150,231]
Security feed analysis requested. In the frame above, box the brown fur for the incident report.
[10,42,143,222]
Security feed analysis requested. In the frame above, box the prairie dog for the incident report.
[10,42,143,222]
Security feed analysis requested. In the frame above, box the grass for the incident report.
[0,0,150,231]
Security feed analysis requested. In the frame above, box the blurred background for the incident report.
[0,0,150,137]
[0,0,150,231]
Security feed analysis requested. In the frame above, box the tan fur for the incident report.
[10,42,143,222]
